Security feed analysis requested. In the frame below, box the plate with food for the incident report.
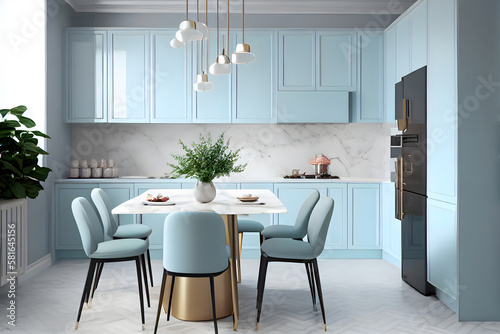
[142,193,175,206]
[237,194,259,202]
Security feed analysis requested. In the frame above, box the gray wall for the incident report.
[45,1,75,264]
[457,0,500,321]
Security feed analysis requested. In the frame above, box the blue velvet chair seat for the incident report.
[261,238,315,260]
[238,219,264,232]
[90,239,149,259]
[114,224,152,239]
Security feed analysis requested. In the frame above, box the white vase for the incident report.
[194,181,216,203]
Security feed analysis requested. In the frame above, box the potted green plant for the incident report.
[0,106,51,199]
[168,133,246,202]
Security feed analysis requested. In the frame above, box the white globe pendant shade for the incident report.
[176,20,203,43]
[209,54,231,75]
[231,43,255,64]
[193,73,213,92]
[170,37,185,48]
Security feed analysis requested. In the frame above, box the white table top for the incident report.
[112,189,288,215]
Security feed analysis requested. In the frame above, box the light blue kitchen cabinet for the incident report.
[233,30,277,123]
[384,26,397,124]
[239,183,274,257]
[352,31,384,123]
[193,32,234,123]
[66,29,107,123]
[108,30,150,123]
[135,182,182,258]
[410,0,428,71]
[277,91,349,123]
[278,30,315,90]
[316,31,356,91]
[348,183,381,249]
[55,183,98,257]
[326,184,348,250]
[381,183,401,266]
[427,198,457,301]
[395,15,411,82]
[150,30,192,123]
[427,0,457,204]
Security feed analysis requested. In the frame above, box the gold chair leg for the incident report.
[238,232,243,283]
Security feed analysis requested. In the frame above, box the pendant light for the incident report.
[174,0,203,44]
[194,0,213,91]
[232,0,254,64]
[209,0,231,75]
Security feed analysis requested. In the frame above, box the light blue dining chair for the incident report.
[71,197,150,330]
[255,197,334,331]
[154,211,230,334]
[260,189,320,240]
[91,188,154,287]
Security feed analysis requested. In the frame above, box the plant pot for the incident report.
[194,181,216,203]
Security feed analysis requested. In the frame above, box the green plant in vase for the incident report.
[0,106,51,199]
[168,133,246,202]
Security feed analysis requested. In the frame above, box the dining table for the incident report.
[111,188,287,330]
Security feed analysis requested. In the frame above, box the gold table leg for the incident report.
[223,215,239,330]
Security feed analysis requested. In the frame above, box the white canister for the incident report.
[103,168,113,178]
[80,167,91,178]
[92,167,103,178]
[71,160,79,168]
[107,159,115,168]
[80,160,88,168]
[69,167,79,178]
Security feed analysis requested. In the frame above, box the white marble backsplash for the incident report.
[70,123,392,180]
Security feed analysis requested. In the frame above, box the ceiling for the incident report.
[64,0,416,15]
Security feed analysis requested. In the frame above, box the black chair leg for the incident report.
[90,262,104,302]
[76,260,97,329]
[140,254,151,307]
[167,275,175,321]
[209,275,219,334]
[146,249,154,287]
[305,262,317,311]
[256,255,269,329]
[154,270,167,334]
[312,259,327,331]
[134,257,145,328]
[256,254,267,306]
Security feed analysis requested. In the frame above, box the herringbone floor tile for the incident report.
[1,259,499,333]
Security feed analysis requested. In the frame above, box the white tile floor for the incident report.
[1,259,500,333]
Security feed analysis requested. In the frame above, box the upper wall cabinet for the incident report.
[151,30,192,123]
[278,30,356,91]
[66,29,107,123]
[193,32,234,123]
[352,31,385,123]
[108,30,150,123]
[233,30,277,123]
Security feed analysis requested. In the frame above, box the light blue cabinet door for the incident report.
[384,26,397,124]
[193,32,233,123]
[348,183,380,249]
[135,182,182,252]
[410,0,428,71]
[99,183,134,226]
[395,15,411,80]
[326,184,348,249]
[274,183,327,226]
[151,30,191,123]
[55,183,98,252]
[381,183,401,266]
[427,0,457,204]
[427,199,457,299]
[316,31,356,91]
[239,183,274,254]
[278,30,315,90]
[66,30,107,123]
[108,30,150,122]
[353,31,384,123]
[233,30,277,123]
[277,91,349,123]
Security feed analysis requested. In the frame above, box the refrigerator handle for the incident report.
[397,99,409,131]
[395,158,404,220]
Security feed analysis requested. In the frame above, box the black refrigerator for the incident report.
[394,66,435,296]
